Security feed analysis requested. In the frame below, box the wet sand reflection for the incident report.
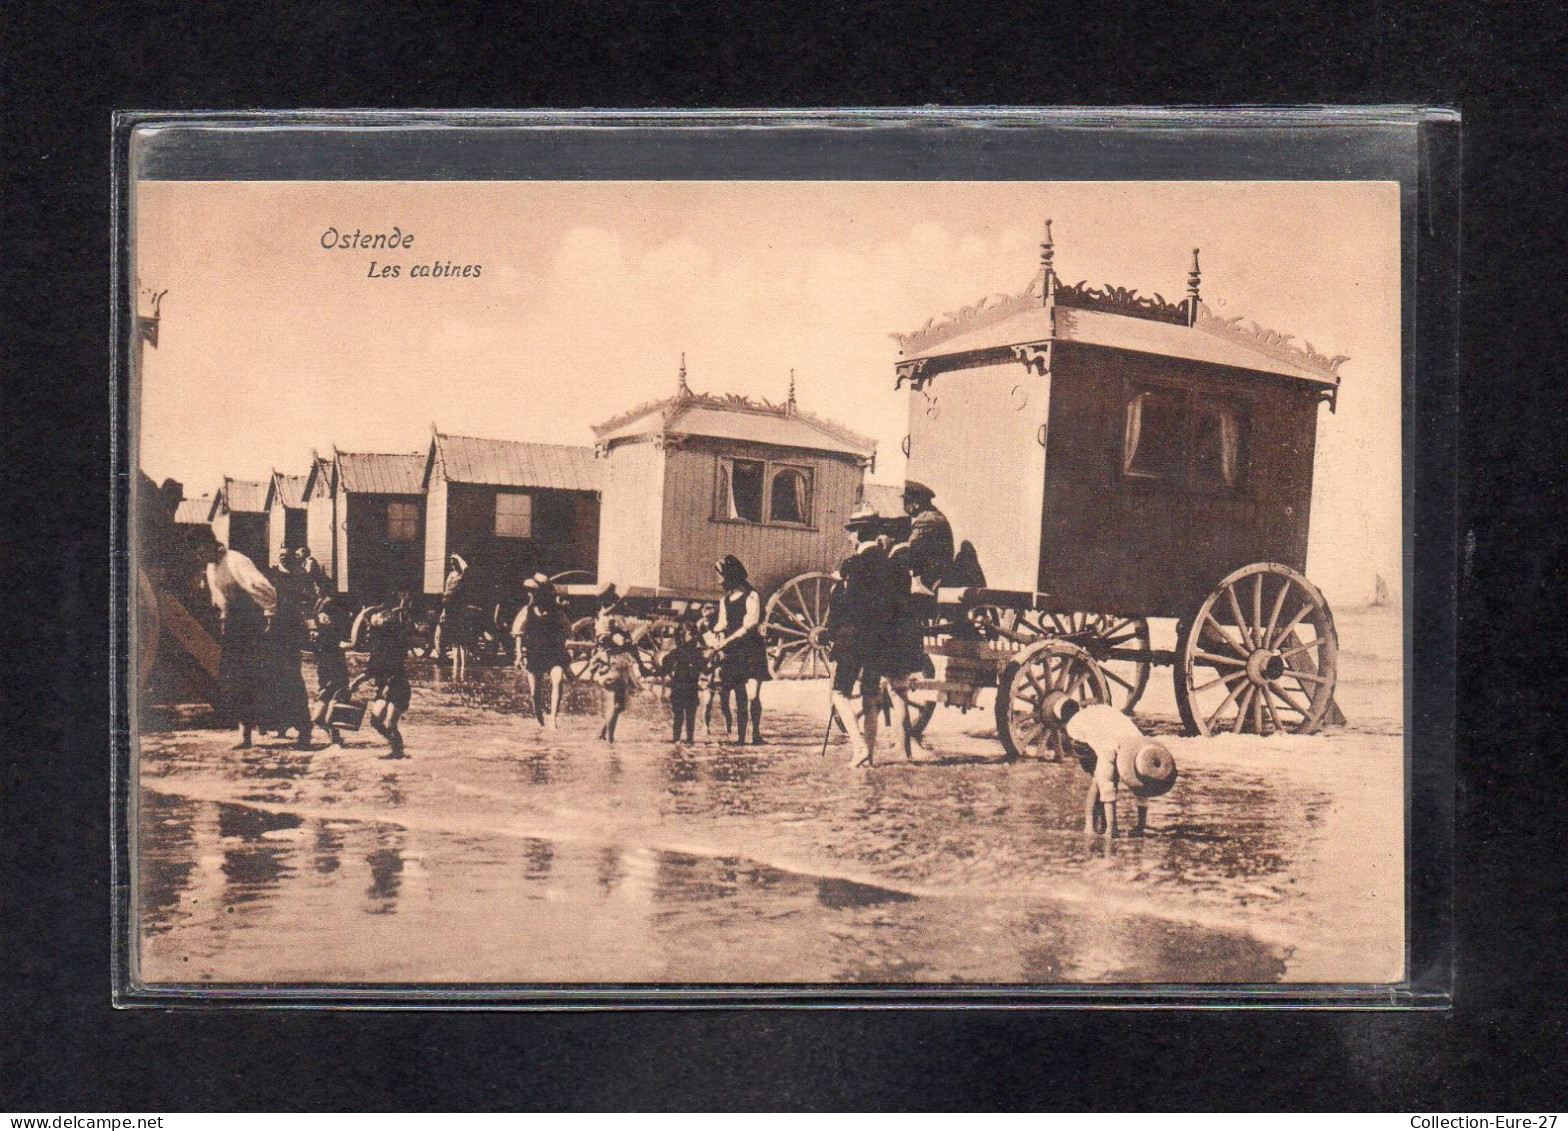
[137,630,1403,985]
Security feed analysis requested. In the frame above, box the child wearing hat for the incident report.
[587,621,651,743]
[1063,702,1178,837]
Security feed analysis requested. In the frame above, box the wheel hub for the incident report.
[807,625,827,647]
[1039,690,1078,725]
[1245,650,1286,684]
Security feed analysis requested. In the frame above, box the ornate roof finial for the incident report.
[787,368,797,414]
[1187,248,1202,325]
[137,286,167,349]
[676,352,690,398]
[1040,218,1055,304]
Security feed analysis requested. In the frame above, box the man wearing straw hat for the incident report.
[824,503,902,766]
[1063,701,1179,837]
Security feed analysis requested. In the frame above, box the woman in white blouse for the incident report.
[193,528,277,749]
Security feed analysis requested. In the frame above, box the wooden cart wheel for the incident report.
[565,616,597,682]
[1033,611,1152,714]
[966,605,1031,653]
[1174,563,1339,736]
[995,639,1110,761]
[633,617,680,685]
[764,571,834,680]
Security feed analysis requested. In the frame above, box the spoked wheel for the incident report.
[966,605,1033,654]
[995,640,1111,761]
[1175,563,1339,736]
[632,617,679,686]
[1033,612,1152,714]
[764,571,834,680]
[565,616,596,682]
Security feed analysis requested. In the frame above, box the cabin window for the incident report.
[716,459,815,526]
[494,492,532,538]
[718,458,766,523]
[1123,388,1248,491]
[1192,400,1243,488]
[1123,390,1187,481]
[768,466,812,525]
[386,500,419,541]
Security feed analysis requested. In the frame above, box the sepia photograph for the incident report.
[128,177,1405,991]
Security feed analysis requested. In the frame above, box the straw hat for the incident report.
[844,503,882,531]
[1115,738,1178,798]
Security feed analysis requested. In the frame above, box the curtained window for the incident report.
[1124,388,1247,490]
[769,466,812,525]
[1123,390,1187,481]
[718,458,766,523]
[1192,400,1243,488]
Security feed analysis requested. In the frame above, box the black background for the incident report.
[3,0,1563,1111]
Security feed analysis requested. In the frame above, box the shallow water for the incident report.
[136,610,1404,986]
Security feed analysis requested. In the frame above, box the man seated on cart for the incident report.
[888,477,957,627]
[891,480,953,595]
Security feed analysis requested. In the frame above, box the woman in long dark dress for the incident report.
[193,528,276,750]
[264,552,315,747]
[711,554,772,745]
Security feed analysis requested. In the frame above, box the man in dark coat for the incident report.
[825,504,902,766]
[893,480,954,596]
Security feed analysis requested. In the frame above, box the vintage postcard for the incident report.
[129,175,1404,990]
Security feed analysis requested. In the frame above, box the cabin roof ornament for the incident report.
[137,283,166,348]
[592,357,876,459]
[892,222,1346,400]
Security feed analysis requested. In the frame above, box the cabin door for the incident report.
[905,361,1050,593]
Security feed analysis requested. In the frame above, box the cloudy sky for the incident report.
[134,179,1401,605]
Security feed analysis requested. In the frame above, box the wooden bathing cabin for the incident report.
[891,222,1346,620]
[207,477,270,568]
[301,448,428,602]
[172,493,214,531]
[264,470,310,568]
[303,452,335,577]
[591,361,877,600]
[421,430,602,605]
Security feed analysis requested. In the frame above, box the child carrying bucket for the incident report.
[308,594,354,746]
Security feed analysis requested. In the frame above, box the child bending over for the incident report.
[1063,702,1177,837]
